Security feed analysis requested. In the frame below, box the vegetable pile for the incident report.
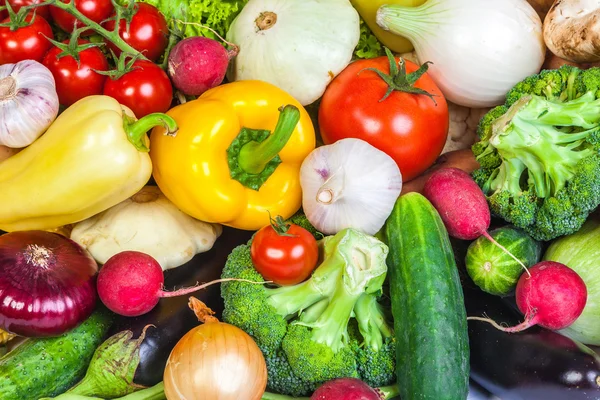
[2,0,600,399]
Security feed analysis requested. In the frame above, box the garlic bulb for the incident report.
[226,0,360,106]
[71,186,222,271]
[300,138,403,235]
[0,60,59,148]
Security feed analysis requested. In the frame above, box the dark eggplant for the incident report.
[109,227,252,387]
[452,233,600,400]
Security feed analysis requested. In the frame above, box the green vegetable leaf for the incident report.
[354,19,384,60]
[136,0,249,40]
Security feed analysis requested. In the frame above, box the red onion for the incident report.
[0,230,98,337]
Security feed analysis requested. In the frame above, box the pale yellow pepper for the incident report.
[0,95,177,232]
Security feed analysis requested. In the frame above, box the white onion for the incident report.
[300,138,402,236]
[0,60,59,148]
[376,0,546,108]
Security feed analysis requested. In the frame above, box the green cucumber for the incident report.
[0,309,113,400]
[466,226,542,296]
[383,193,469,400]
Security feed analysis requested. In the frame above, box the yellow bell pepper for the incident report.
[0,95,178,232]
[150,80,316,231]
[351,0,426,54]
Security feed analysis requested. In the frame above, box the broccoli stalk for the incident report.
[354,293,394,352]
[472,65,600,241]
[280,229,389,382]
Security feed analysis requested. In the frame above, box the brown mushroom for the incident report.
[543,0,600,64]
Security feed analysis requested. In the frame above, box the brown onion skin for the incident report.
[164,321,267,400]
[0,230,98,337]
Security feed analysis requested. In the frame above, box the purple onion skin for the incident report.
[0,230,98,337]
[311,378,383,400]
[167,36,233,96]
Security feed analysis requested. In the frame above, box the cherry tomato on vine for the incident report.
[0,13,53,64]
[42,39,108,107]
[6,0,51,20]
[102,2,168,62]
[103,60,173,118]
[318,50,449,182]
[250,217,319,286]
[50,0,113,33]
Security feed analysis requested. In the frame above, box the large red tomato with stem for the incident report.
[6,0,51,20]
[0,12,53,64]
[102,2,168,62]
[42,39,108,107]
[50,0,113,33]
[250,216,319,286]
[318,49,449,182]
[103,59,173,118]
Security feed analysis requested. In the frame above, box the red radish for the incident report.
[167,36,238,96]
[97,251,260,317]
[423,167,530,276]
[469,261,587,332]
[311,378,396,400]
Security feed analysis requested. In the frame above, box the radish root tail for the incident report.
[482,231,531,278]
[172,20,240,57]
[160,278,269,298]
[467,309,538,333]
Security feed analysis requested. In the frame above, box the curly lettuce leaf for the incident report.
[354,18,384,60]
[137,0,249,40]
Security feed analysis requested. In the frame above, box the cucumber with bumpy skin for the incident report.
[466,226,542,296]
[383,192,469,400]
[0,309,112,400]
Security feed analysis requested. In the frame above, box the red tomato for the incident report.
[103,60,173,118]
[250,221,319,286]
[6,0,51,20]
[50,0,113,33]
[0,13,53,64]
[318,56,449,182]
[0,1,6,20]
[102,3,168,62]
[42,39,108,107]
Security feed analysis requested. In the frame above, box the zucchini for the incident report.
[383,193,469,400]
[466,226,542,296]
[0,309,113,400]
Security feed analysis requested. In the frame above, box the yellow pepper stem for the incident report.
[238,105,300,174]
[124,113,179,152]
[227,105,300,191]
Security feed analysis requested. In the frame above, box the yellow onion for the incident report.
[164,297,267,400]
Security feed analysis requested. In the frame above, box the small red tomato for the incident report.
[251,218,319,286]
[103,60,173,118]
[7,0,51,20]
[50,0,113,33]
[102,3,168,62]
[42,39,108,106]
[0,13,53,64]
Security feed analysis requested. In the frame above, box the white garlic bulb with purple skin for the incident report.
[300,138,403,236]
[0,60,59,148]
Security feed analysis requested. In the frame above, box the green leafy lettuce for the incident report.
[136,0,249,40]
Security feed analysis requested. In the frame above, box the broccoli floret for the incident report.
[264,349,316,397]
[221,227,395,396]
[471,65,600,241]
[220,244,287,353]
[350,295,396,387]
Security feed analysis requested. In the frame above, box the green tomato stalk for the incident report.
[28,0,149,61]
